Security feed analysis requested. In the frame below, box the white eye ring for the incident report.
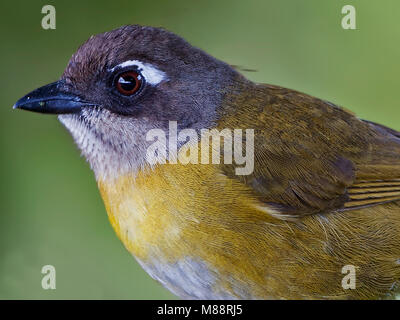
[109,60,167,86]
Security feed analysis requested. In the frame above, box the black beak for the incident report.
[13,80,97,114]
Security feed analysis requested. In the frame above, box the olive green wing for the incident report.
[346,120,400,210]
[219,84,400,217]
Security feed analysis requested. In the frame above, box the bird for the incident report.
[13,25,400,299]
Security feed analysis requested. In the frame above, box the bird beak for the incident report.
[13,80,97,114]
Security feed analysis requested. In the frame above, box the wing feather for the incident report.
[218,84,400,217]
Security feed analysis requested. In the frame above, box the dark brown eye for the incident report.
[115,71,142,96]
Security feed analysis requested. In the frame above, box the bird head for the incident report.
[14,25,244,179]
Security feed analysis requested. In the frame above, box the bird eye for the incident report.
[115,71,142,96]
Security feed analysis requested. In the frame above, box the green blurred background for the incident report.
[0,0,399,299]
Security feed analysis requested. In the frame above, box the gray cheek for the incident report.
[58,110,158,180]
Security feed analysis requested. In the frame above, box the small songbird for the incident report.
[14,25,400,299]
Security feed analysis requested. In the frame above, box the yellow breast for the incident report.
[98,162,400,299]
